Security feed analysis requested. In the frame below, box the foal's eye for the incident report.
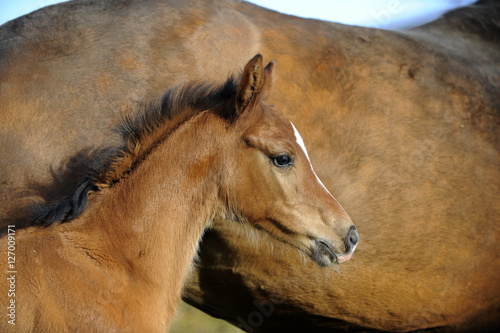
[272,155,294,167]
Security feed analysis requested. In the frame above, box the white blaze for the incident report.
[291,122,335,198]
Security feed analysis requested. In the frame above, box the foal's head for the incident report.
[217,55,358,266]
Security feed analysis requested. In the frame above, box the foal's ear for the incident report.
[235,54,275,117]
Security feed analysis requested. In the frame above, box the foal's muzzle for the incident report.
[312,226,359,267]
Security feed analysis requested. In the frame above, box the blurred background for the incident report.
[0,0,477,332]
[171,302,243,333]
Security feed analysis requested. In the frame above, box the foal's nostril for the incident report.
[345,226,359,250]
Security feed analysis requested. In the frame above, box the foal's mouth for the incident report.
[311,238,357,267]
[311,239,338,267]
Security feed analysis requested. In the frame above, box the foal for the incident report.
[0,55,356,332]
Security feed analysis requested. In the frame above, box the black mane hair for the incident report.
[34,77,239,226]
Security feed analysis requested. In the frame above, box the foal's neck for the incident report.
[76,111,223,326]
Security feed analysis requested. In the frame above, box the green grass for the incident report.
[170,302,244,333]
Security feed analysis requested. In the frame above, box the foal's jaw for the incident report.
[247,197,358,267]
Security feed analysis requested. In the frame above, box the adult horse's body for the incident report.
[0,0,498,332]
[0,55,356,332]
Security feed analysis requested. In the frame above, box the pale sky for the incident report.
[247,0,477,29]
[0,0,477,30]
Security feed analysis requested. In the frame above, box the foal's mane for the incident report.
[35,77,238,226]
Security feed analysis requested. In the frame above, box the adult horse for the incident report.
[0,55,357,332]
[0,0,498,332]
